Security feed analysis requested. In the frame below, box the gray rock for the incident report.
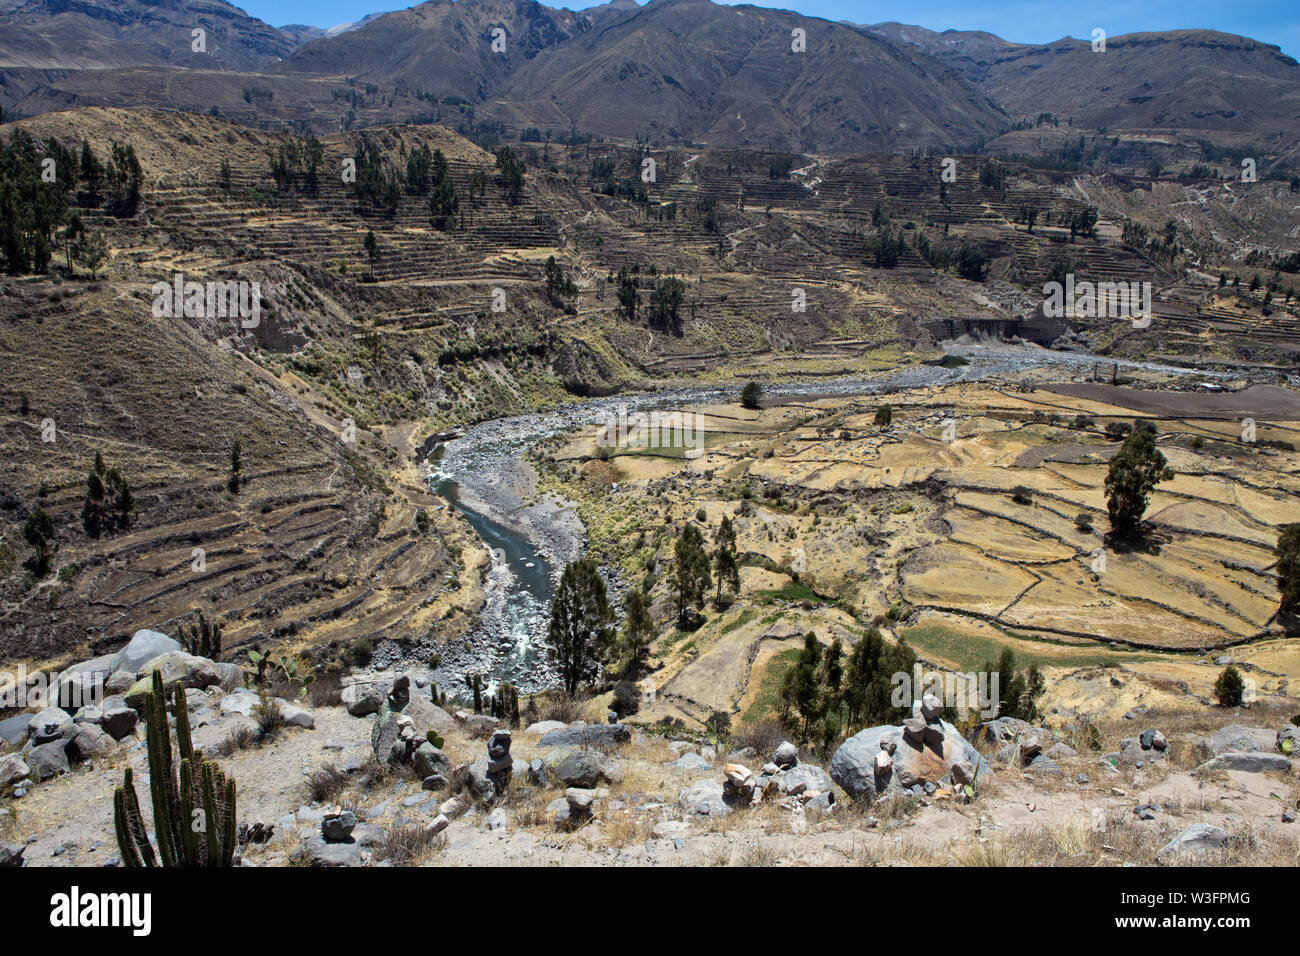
[279,702,315,729]
[110,629,181,676]
[1026,755,1062,775]
[1139,729,1168,751]
[467,759,497,802]
[772,740,799,769]
[292,834,363,867]
[321,811,357,843]
[1196,725,1274,758]
[1019,736,1043,763]
[342,682,386,717]
[28,707,74,745]
[528,758,547,787]
[0,843,24,867]
[54,655,114,710]
[485,808,508,831]
[920,694,944,722]
[1198,752,1291,774]
[123,653,221,708]
[421,774,449,792]
[974,716,1042,745]
[219,690,258,717]
[672,752,711,771]
[538,723,631,749]
[677,778,730,817]
[100,706,139,741]
[830,721,990,800]
[1157,824,1230,859]
[66,723,112,761]
[775,763,835,797]
[1276,724,1300,752]
[214,663,243,693]
[104,670,135,696]
[1044,742,1079,760]
[413,743,449,779]
[26,741,70,780]
[524,720,567,736]
[0,754,30,789]
[1134,804,1157,821]
[950,760,975,786]
[545,748,623,788]
[0,714,30,747]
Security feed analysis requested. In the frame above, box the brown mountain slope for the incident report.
[0,0,293,71]
[869,24,1300,153]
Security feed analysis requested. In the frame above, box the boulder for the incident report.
[920,694,944,722]
[528,758,547,787]
[219,689,258,717]
[1198,752,1291,774]
[321,810,357,843]
[774,763,835,798]
[110,629,182,677]
[100,704,139,741]
[292,834,364,867]
[830,721,990,800]
[544,748,623,788]
[1157,824,1230,860]
[672,753,711,771]
[66,723,113,761]
[54,655,114,710]
[0,754,30,789]
[214,663,244,693]
[279,702,315,729]
[467,759,498,803]
[1196,725,1274,758]
[538,723,631,749]
[26,741,70,780]
[413,743,449,779]
[524,720,567,736]
[0,842,24,867]
[342,681,386,717]
[1044,742,1079,760]
[974,716,1042,746]
[1139,729,1167,751]
[123,653,221,709]
[772,741,799,769]
[28,706,74,745]
[405,696,457,735]
[677,778,730,817]
[0,714,30,747]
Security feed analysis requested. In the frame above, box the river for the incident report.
[420,345,1226,697]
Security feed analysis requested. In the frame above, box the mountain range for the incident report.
[0,0,1297,156]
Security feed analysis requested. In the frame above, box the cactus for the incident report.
[466,672,483,713]
[427,730,445,749]
[113,670,238,867]
[178,610,223,661]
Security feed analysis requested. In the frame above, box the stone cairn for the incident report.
[486,729,513,793]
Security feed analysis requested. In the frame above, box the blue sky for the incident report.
[241,0,1300,59]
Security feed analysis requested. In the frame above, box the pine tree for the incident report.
[1105,427,1174,538]
[547,557,615,695]
[712,515,739,605]
[670,523,711,625]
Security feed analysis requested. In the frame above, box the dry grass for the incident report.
[375,823,445,865]
[216,724,257,757]
[536,692,584,724]
[303,764,348,804]
[730,719,787,759]
[307,672,343,708]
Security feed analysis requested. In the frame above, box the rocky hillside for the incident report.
[1,631,1296,867]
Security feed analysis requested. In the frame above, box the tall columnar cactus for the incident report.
[179,610,223,661]
[467,672,483,714]
[113,670,238,867]
[489,683,520,728]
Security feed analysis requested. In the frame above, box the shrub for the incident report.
[253,692,285,740]
[611,681,640,717]
[1214,665,1245,707]
[304,764,347,804]
[1011,486,1033,505]
[740,381,763,409]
